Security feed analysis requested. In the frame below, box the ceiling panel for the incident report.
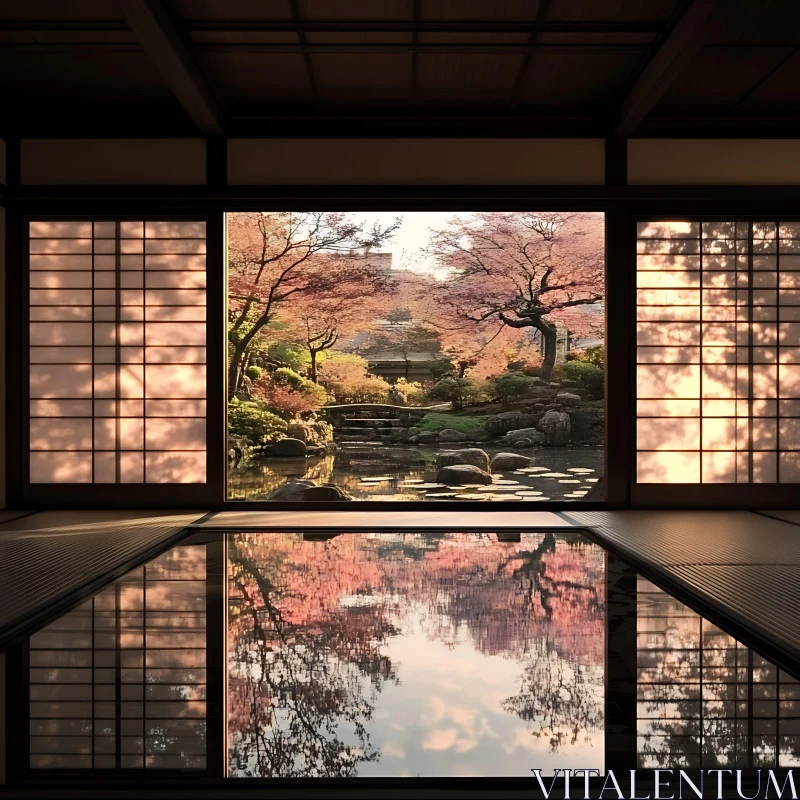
[651,47,797,115]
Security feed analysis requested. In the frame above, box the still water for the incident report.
[15,530,800,780]
[227,446,605,502]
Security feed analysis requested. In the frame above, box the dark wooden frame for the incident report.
[6,150,800,509]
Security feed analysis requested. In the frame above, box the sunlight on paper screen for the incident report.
[636,219,800,484]
[28,220,207,484]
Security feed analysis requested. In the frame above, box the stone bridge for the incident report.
[320,403,448,442]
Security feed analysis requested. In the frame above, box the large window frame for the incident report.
[6,193,800,511]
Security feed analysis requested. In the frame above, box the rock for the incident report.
[568,409,604,444]
[269,479,316,500]
[555,392,582,407]
[436,464,494,485]
[285,423,310,443]
[228,437,248,469]
[513,438,534,448]
[385,427,411,443]
[505,427,546,444]
[417,430,438,443]
[491,452,532,471]
[436,448,491,471]
[485,411,540,435]
[408,435,420,444]
[271,437,308,457]
[537,410,571,446]
[438,428,470,442]
[303,484,353,501]
[388,385,407,406]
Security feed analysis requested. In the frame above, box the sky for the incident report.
[351,211,470,276]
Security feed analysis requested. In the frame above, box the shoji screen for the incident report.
[636,220,800,485]
[28,220,207,485]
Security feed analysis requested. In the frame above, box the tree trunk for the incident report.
[309,350,318,383]
[228,344,246,401]
[540,323,558,381]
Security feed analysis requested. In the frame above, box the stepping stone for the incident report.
[586,478,599,483]
[558,479,581,484]
[567,468,595,473]
[492,479,520,485]
[521,496,550,501]
[455,493,486,500]
[411,483,447,489]
[515,490,543,496]
[573,490,588,496]
[399,479,424,485]
[563,493,584,498]
[539,472,570,478]
[520,467,551,472]
[425,492,458,498]
[478,485,525,492]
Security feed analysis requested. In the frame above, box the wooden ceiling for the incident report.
[1,0,799,138]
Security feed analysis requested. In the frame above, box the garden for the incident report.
[226,211,605,502]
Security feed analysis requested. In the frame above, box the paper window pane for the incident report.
[637,219,800,483]
[28,220,207,485]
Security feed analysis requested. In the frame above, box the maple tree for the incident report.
[426,212,604,380]
[227,212,399,399]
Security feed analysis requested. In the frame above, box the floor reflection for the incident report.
[28,544,207,770]
[227,531,606,777]
[637,577,800,768]
[18,530,800,779]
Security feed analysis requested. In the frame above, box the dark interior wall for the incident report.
[1,136,5,509]
[20,139,206,185]
[17,137,800,187]
[0,651,5,784]
[227,138,606,185]
[629,139,800,184]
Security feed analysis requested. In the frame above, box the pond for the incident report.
[227,445,604,502]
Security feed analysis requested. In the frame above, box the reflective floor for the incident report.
[10,530,800,780]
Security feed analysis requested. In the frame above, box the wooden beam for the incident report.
[117,0,225,136]
[289,0,319,102]
[612,0,721,138]
[509,0,554,108]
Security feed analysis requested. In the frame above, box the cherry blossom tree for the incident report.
[426,212,604,380]
[227,212,399,399]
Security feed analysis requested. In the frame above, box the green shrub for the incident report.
[412,413,488,435]
[426,376,483,410]
[244,365,263,382]
[272,367,306,390]
[562,361,604,397]
[228,398,287,445]
[267,342,310,371]
[487,371,538,403]
[565,344,604,368]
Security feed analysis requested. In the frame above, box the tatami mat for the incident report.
[564,510,800,673]
[0,510,206,649]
